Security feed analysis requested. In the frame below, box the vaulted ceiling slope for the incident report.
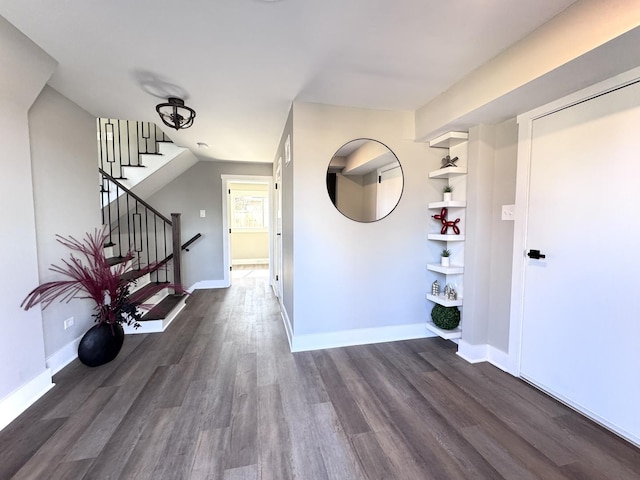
[0,0,577,163]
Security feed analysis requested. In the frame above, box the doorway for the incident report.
[511,70,640,445]
[221,175,273,287]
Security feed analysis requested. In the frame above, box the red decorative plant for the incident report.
[21,228,169,327]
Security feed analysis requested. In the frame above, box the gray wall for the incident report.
[29,85,101,359]
[0,15,56,412]
[289,102,438,339]
[463,119,518,353]
[273,109,294,327]
[147,160,272,289]
[488,119,518,351]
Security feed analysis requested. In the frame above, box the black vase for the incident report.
[78,322,125,367]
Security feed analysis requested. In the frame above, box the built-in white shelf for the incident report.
[428,234,465,242]
[429,166,467,179]
[425,321,462,340]
[427,263,464,274]
[428,200,467,209]
[426,294,463,307]
[427,322,462,340]
[429,131,469,149]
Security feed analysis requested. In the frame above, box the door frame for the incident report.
[507,66,640,376]
[221,174,273,287]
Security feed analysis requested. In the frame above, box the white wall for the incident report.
[0,15,57,429]
[288,102,440,347]
[29,85,101,365]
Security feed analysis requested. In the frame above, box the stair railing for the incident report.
[97,119,171,180]
[100,168,181,287]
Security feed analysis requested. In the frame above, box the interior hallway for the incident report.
[1,273,639,479]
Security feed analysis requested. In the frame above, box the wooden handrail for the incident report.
[155,233,203,269]
[182,233,202,251]
[99,168,173,225]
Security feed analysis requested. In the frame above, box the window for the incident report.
[232,192,269,229]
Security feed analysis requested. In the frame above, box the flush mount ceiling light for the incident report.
[155,97,196,130]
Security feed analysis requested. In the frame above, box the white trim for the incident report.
[188,279,229,291]
[0,369,54,432]
[508,66,640,375]
[46,334,83,374]
[221,174,274,288]
[290,323,432,353]
[456,341,514,373]
[456,340,488,364]
[280,301,293,350]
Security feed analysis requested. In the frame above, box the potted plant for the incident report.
[443,184,454,202]
[431,304,461,330]
[21,228,172,367]
[440,248,451,267]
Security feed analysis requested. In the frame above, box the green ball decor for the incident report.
[431,304,461,330]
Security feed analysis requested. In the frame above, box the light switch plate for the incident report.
[200,210,206,218]
[501,204,515,221]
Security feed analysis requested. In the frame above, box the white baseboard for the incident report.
[456,340,513,373]
[0,369,54,432]
[46,335,84,374]
[290,323,430,353]
[188,280,229,292]
[279,302,293,350]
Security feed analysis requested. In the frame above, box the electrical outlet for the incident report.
[64,317,74,330]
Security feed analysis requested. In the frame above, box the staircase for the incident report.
[97,119,201,334]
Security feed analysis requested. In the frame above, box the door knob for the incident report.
[527,249,546,259]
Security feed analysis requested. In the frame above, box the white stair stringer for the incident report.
[123,296,186,335]
[120,142,185,190]
[125,144,198,201]
[101,142,195,207]
[120,271,187,335]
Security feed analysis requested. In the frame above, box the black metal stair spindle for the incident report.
[105,120,116,178]
[115,182,122,257]
[163,222,168,282]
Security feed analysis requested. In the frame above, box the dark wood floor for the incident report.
[1,274,639,479]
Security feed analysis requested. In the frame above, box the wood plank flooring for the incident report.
[1,272,639,479]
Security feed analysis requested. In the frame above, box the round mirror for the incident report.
[326,139,404,222]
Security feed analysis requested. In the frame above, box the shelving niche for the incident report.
[426,131,468,341]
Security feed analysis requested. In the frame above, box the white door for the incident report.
[520,80,640,443]
[377,165,403,218]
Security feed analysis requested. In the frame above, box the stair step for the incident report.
[106,256,128,267]
[120,268,153,283]
[129,282,169,305]
[141,294,185,321]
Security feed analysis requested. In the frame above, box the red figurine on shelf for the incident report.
[432,207,461,235]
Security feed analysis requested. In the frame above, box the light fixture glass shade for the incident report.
[155,97,196,130]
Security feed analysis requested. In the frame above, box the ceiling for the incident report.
[0,0,576,164]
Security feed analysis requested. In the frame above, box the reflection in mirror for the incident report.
[326,139,404,222]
